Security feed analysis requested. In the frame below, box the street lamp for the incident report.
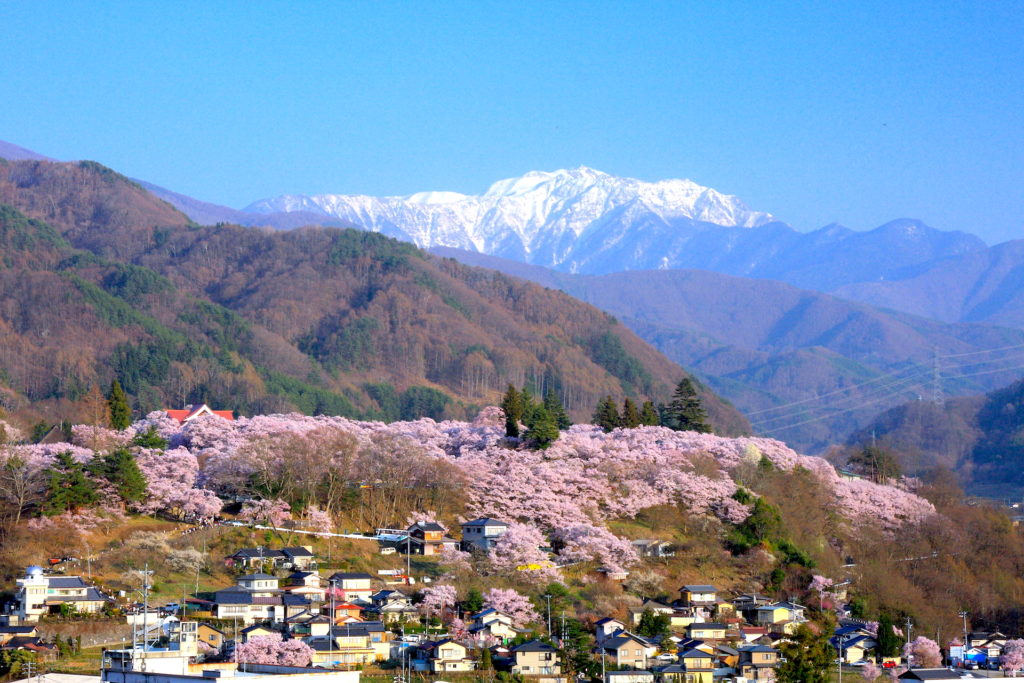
[958,611,968,668]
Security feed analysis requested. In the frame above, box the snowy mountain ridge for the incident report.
[244,166,776,270]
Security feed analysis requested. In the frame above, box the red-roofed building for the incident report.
[164,404,234,424]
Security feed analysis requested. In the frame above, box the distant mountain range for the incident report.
[246,167,991,292]
[429,247,1024,452]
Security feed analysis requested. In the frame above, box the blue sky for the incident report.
[2,2,1022,241]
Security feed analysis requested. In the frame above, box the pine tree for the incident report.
[519,386,539,429]
[43,452,99,515]
[543,388,572,430]
[500,384,523,438]
[639,400,660,426]
[664,378,711,433]
[100,447,148,504]
[593,395,620,432]
[620,398,641,428]
[107,379,131,430]
[524,405,560,449]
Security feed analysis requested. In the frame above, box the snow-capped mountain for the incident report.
[244,167,776,271]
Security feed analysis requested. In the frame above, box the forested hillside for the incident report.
[0,159,747,434]
[844,377,1024,495]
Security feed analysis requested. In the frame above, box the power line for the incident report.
[751,367,932,428]
[745,363,932,418]
[757,377,927,435]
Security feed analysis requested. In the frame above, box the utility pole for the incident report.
[330,579,336,669]
[905,616,914,664]
[544,594,552,639]
[959,611,969,667]
[141,563,153,672]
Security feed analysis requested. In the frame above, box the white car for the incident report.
[657,653,677,661]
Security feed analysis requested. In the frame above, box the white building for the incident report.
[459,518,508,552]
[12,566,111,623]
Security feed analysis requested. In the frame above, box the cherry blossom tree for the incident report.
[420,584,458,618]
[482,588,540,627]
[1000,639,1024,675]
[235,633,314,667]
[903,636,942,668]
[239,498,291,527]
[861,661,881,681]
[489,523,558,582]
[554,523,639,574]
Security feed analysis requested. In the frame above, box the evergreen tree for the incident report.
[636,608,671,638]
[501,384,523,438]
[524,405,560,449]
[107,379,132,430]
[639,400,660,426]
[876,614,901,658]
[620,398,641,428]
[664,378,711,433]
[776,624,834,683]
[464,589,484,614]
[479,646,493,670]
[99,447,148,504]
[519,386,540,428]
[43,452,99,515]
[543,388,572,430]
[131,425,168,450]
[592,395,620,432]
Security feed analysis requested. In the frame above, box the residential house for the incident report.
[675,647,715,683]
[468,608,518,643]
[326,572,375,603]
[406,521,460,556]
[367,590,417,624]
[211,573,312,624]
[164,404,234,423]
[630,600,675,626]
[755,601,806,633]
[511,640,561,676]
[12,566,111,622]
[282,571,325,602]
[196,623,225,652]
[678,586,718,610]
[600,633,654,669]
[285,611,334,639]
[714,644,739,669]
[632,540,676,559]
[968,631,1007,661]
[595,617,628,644]
[736,644,780,681]
[460,518,509,552]
[240,623,278,643]
[0,624,53,656]
[424,639,476,673]
[686,623,727,642]
[731,594,773,624]
[225,547,285,570]
[323,602,365,622]
[832,625,877,664]
[280,547,317,570]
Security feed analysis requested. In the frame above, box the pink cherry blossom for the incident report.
[482,588,540,627]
